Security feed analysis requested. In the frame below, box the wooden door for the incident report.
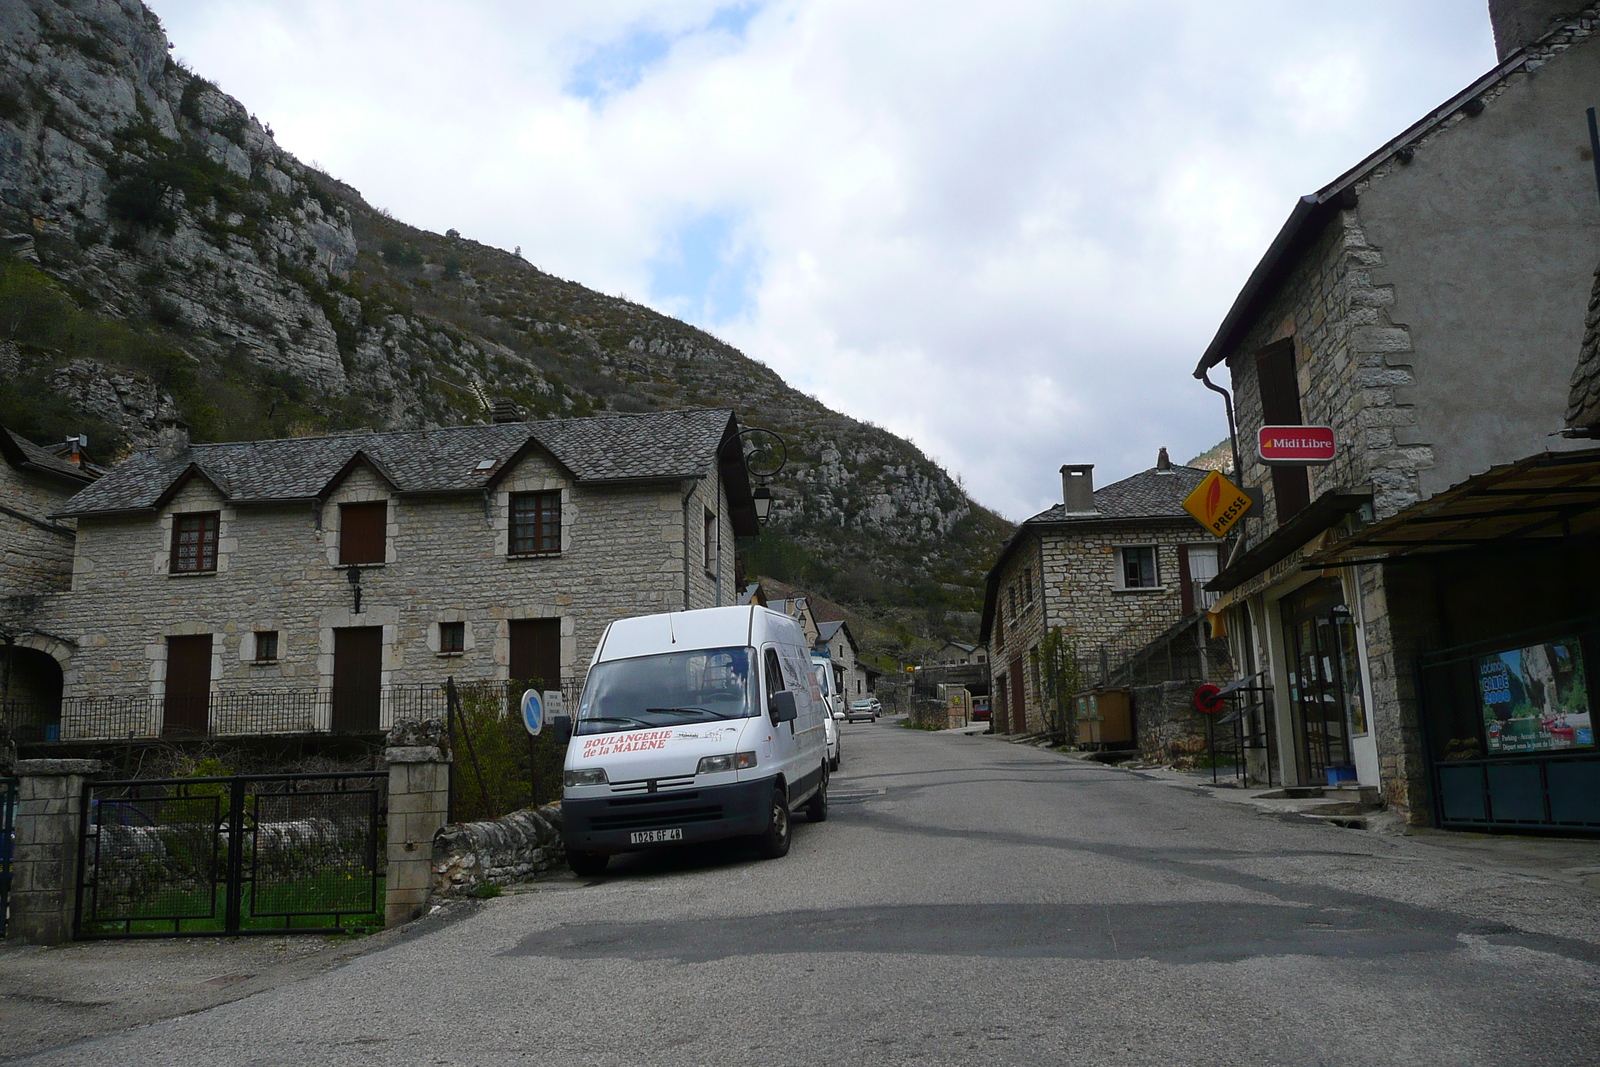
[332,627,383,732]
[1009,656,1026,734]
[509,619,561,690]
[163,635,212,736]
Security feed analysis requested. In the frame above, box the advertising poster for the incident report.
[1478,637,1592,753]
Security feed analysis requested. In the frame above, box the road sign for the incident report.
[1193,684,1224,715]
[543,690,564,719]
[1182,470,1253,538]
[520,689,543,736]
[1258,426,1336,465]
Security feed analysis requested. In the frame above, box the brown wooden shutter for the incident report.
[339,502,388,565]
[1256,341,1312,522]
[509,618,561,689]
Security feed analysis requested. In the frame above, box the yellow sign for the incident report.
[1183,470,1252,538]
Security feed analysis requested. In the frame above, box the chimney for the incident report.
[1487,0,1587,61]
[1156,447,1171,471]
[1060,464,1096,514]
[65,434,87,466]
[489,398,524,424]
[154,419,190,462]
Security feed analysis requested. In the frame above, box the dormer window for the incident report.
[339,501,388,565]
[510,491,561,555]
[170,512,219,574]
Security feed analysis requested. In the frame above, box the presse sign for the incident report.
[1258,426,1336,465]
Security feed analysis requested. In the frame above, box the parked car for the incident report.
[846,699,879,723]
[556,604,831,875]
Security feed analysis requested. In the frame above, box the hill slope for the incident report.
[0,0,1011,656]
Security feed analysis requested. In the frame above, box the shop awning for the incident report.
[1307,447,1600,568]
[1205,490,1373,594]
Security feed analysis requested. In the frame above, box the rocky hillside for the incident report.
[0,0,1011,655]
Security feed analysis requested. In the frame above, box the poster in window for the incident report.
[1478,637,1592,753]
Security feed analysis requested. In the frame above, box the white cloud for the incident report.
[151,0,1496,520]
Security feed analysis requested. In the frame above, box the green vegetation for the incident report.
[449,682,565,824]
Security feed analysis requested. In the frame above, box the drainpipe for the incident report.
[1199,368,1243,478]
[714,461,723,606]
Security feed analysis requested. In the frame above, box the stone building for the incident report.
[979,452,1223,735]
[1,428,98,717]
[9,409,758,741]
[931,641,986,666]
[816,619,869,700]
[1194,1,1600,822]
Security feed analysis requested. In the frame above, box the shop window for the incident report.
[170,512,220,574]
[340,501,387,565]
[1118,546,1159,589]
[510,491,561,555]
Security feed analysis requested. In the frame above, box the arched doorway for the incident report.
[2,644,64,742]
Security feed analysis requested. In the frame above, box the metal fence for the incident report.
[76,771,387,938]
[4,683,532,743]
[0,777,15,938]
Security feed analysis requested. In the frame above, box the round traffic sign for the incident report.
[1193,684,1224,715]
[520,688,543,736]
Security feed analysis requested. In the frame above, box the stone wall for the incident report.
[1131,681,1210,764]
[0,464,77,599]
[26,449,739,735]
[432,802,565,895]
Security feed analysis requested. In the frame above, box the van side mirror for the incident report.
[768,690,798,724]
[550,713,572,744]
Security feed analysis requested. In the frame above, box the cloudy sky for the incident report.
[149,0,1497,521]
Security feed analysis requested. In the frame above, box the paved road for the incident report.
[16,721,1600,1065]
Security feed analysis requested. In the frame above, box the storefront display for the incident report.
[1478,637,1593,753]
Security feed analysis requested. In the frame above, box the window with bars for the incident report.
[1024,567,1034,605]
[510,491,561,555]
[254,630,279,663]
[339,501,388,565]
[439,621,465,654]
[169,512,220,574]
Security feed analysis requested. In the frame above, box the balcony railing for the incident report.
[1,681,569,743]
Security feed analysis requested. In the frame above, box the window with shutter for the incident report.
[510,492,561,555]
[339,501,388,565]
[170,512,220,573]
[1256,341,1311,521]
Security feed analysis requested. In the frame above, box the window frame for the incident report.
[704,507,717,573]
[1117,545,1161,590]
[169,511,221,575]
[338,501,389,566]
[253,630,279,663]
[509,490,562,556]
[439,621,465,654]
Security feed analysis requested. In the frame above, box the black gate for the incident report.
[1,778,16,938]
[75,772,386,939]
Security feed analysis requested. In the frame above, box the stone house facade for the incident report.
[10,409,758,740]
[1194,2,1600,817]
[1,428,98,715]
[980,453,1221,735]
[816,619,868,700]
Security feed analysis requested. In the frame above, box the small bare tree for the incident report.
[1038,627,1085,747]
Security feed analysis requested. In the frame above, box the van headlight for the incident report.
[564,767,608,788]
[697,752,757,774]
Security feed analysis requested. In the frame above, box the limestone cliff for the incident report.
[0,0,1011,651]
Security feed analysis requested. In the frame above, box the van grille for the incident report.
[589,802,724,832]
[609,774,697,794]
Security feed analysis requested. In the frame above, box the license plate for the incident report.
[630,828,683,844]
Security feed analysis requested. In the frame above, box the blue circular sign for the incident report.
[520,688,543,736]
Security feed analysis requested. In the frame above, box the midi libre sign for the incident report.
[1258,426,1336,466]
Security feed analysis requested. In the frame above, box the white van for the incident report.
[554,605,831,875]
[812,653,843,771]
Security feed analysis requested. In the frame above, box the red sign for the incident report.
[1258,426,1336,466]
[1193,684,1224,715]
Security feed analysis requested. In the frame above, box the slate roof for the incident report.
[57,409,741,517]
[0,427,97,487]
[1024,464,1209,525]
[1565,263,1600,431]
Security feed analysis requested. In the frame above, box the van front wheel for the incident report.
[806,772,829,823]
[755,786,791,859]
[566,848,609,876]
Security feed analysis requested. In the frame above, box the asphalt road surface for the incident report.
[15,721,1600,1066]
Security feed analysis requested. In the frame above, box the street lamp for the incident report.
[735,427,788,525]
[752,486,773,522]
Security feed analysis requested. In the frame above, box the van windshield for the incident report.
[813,662,832,696]
[577,646,755,735]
